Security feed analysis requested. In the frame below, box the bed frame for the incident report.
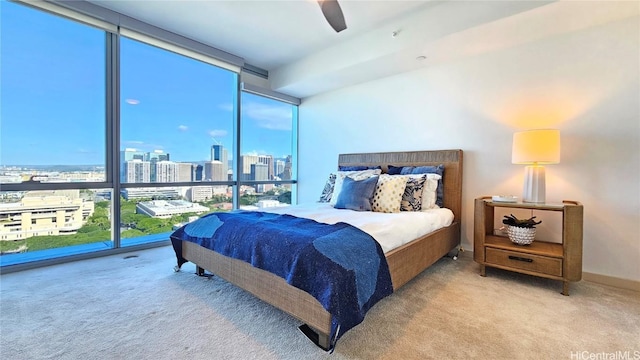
[177,150,463,349]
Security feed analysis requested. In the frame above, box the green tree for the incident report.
[278,191,291,204]
[240,194,258,206]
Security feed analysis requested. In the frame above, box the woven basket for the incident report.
[506,225,536,245]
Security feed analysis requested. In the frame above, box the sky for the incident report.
[0,1,295,167]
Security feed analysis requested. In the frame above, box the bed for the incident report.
[171,150,463,350]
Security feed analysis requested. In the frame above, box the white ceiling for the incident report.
[86,0,636,98]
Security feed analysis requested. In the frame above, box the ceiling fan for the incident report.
[318,0,347,33]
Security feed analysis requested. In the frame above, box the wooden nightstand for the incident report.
[473,196,583,295]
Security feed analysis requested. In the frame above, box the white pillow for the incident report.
[371,174,408,213]
[330,169,382,206]
[421,174,442,210]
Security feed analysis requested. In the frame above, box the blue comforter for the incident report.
[170,211,393,345]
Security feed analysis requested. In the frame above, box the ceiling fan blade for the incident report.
[318,0,347,33]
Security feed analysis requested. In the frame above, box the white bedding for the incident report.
[261,203,454,254]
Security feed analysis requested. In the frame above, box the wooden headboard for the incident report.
[337,150,463,223]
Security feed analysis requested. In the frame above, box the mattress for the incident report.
[258,203,454,253]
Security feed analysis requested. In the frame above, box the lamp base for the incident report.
[522,165,545,203]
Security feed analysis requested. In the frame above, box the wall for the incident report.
[297,6,639,282]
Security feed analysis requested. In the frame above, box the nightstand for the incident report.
[473,196,583,295]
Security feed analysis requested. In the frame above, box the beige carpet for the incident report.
[1,246,638,360]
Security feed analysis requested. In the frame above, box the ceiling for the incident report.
[90,1,434,69]
[85,0,635,99]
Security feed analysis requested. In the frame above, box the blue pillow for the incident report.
[334,176,379,211]
[399,166,414,175]
[408,164,445,207]
[387,165,405,175]
[338,165,382,171]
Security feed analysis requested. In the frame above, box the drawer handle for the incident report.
[508,255,533,263]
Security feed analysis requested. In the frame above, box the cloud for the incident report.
[208,129,228,138]
[125,99,140,105]
[122,141,164,151]
[218,103,233,112]
[178,125,188,131]
[243,102,292,131]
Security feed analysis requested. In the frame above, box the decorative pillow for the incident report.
[334,176,379,211]
[318,173,336,203]
[386,165,405,175]
[330,169,382,206]
[371,174,408,213]
[421,174,441,210]
[400,175,427,211]
[338,165,382,171]
[400,164,445,207]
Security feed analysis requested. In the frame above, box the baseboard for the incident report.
[582,272,640,292]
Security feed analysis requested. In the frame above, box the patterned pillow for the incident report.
[371,174,408,213]
[421,174,441,210]
[400,175,427,211]
[330,169,382,206]
[318,173,336,203]
[401,164,445,207]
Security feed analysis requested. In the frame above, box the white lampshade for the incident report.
[512,129,561,165]
[512,129,561,203]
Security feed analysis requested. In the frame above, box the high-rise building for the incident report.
[120,149,171,183]
[124,159,150,183]
[259,155,274,180]
[204,161,226,181]
[177,162,193,182]
[239,154,258,181]
[193,164,203,181]
[275,159,285,179]
[155,161,179,183]
[282,155,292,181]
[250,163,269,181]
[211,144,227,164]
[239,154,274,180]
[120,148,145,182]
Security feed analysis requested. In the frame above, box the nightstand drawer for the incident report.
[485,248,563,277]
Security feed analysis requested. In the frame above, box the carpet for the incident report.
[1,246,638,359]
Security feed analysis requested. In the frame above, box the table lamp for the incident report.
[512,129,560,203]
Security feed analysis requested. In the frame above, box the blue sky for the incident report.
[0,1,295,166]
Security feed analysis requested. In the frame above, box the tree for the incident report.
[278,191,291,204]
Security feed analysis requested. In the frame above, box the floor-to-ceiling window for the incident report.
[119,36,237,246]
[239,92,298,209]
[0,1,113,262]
[0,1,298,269]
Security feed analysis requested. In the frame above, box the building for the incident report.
[0,190,94,241]
[120,149,171,183]
[176,163,193,182]
[239,154,273,181]
[121,188,180,200]
[275,159,285,179]
[204,161,226,181]
[123,159,150,183]
[154,161,179,183]
[135,199,209,218]
[192,164,203,181]
[211,145,228,169]
[186,186,229,202]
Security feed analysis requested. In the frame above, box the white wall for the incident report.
[297,6,639,282]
